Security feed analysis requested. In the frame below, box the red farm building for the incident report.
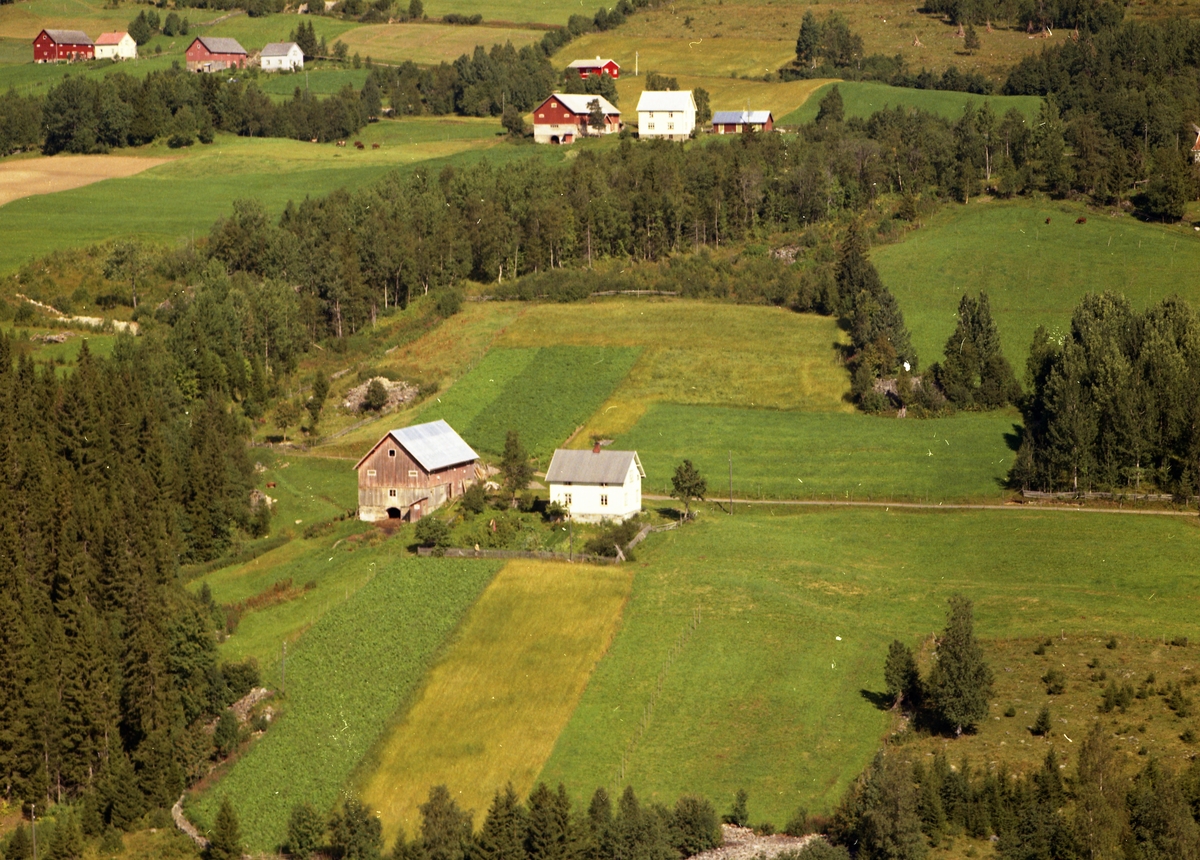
[185,36,248,72]
[33,30,95,63]
[567,56,620,79]
[532,92,621,144]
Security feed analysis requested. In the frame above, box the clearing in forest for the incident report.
[357,560,632,848]
[0,155,172,208]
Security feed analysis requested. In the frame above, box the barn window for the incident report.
[600,494,608,506]
[538,113,544,118]
[408,470,418,477]
[389,489,397,497]
[551,101,557,107]
[367,469,377,477]
[389,449,396,457]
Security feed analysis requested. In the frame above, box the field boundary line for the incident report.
[643,494,1197,517]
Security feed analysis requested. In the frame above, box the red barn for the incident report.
[532,92,621,144]
[711,110,774,134]
[567,56,620,79]
[33,30,95,63]
[185,36,248,72]
[354,420,480,522]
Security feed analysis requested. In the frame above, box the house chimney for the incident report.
[593,442,602,454]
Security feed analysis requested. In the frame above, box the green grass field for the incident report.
[358,560,632,846]
[337,21,543,64]
[620,404,1017,502]
[539,506,1200,824]
[189,554,504,852]
[780,81,1043,125]
[414,345,641,458]
[255,66,369,98]
[872,200,1200,369]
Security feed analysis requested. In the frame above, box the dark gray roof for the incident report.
[195,36,247,55]
[43,30,94,45]
[545,449,643,485]
[261,41,300,56]
[390,420,478,471]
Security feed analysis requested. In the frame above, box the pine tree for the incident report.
[209,797,243,860]
[525,783,571,860]
[795,10,822,66]
[581,788,613,860]
[329,797,383,860]
[476,784,527,860]
[499,432,533,508]
[884,640,920,709]
[858,753,926,860]
[1072,722,1126,859]
[419,786,472,860]
[926,595,993,735]
[46,806,84,860]
[937,292,1018,409]
[287,801,326,859]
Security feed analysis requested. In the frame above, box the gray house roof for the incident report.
[43,30,94,45]
[194,36,247,55]
[261,41,300,57]
[545,449,644,485]
[712,110,772,125]
[388,420,478,472]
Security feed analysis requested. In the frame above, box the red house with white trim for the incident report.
[533,92,621,144]
[567,56,620,79]
[185,36,248,72]
[33,30,95,63]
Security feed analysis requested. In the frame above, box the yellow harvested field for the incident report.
[494,301,853,440]
[358,560,632,846]
[568,33,795,80]
[336,22,542,64]
[0,155,172,208]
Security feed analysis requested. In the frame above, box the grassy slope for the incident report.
[0,118,547,277]
[780,80,1042,124]
[189,554,504,852]
[872,200,1200,369]
[539,506,1200,825]
[620,404,1017,502]
[358,560,633,846]
[337,22,542,64]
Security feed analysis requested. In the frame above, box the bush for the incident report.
[1106,636,1118,649]
[13,303,36,325]
[434,286,462,317]
[414,516,451,548]
[583,518,642,557]
[1032,705,1052,736]
[784,807,810,836]
[1042,668,1066,695]
[796,841,851,860]
[214,709,240,757]
[672,795,720,855]
[1004,705,1017,717]
[168,133,194,149]
[723,789,749,827]
[221,658,261,701]
[460,482,487,515]
[362,379,388,411]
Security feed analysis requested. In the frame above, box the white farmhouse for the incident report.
[261,41,304,72]
[636,90,695,141]
[94,32,137,61]
[546,445,644,523]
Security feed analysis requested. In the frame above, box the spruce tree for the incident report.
[858,753,926,860]
[287,801,326,859]
[419,786,472,860]
[475,784,527,860]
[1072,722,1126,859]
[329,797,383,860]
[937,292,1018,409]
[209,797,243,860]
[926,595,993,735]
[525,783,571,860]
[5,824,32,860]
[884,640,920,709]
[795,10,822,66]
[499,432,533,508]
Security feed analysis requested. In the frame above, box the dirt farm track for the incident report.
[0,155,171,207]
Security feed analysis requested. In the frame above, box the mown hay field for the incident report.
[540,506,1200,826]
[872,200,1200,369]
[337,21,543,65]
[358,560,633,847]
[413,345,640,458]
[780,80,1043,124]
[619,403,1017,502]
[189,555,504,852]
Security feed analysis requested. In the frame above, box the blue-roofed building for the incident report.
[711,110,774,134]
[354,420,480,522]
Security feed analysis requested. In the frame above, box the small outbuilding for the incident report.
[712,110,774,134]
[33,30,94,63]
[533,93,621,144]
[94,32,137,60]
[546,445,644,523]
[185,36,248,72]
[636,90,696,141]
[261,41,304,71]
[355,420,479,522]
[567,56,620,79]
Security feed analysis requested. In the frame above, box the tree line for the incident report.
[0,328,262,815]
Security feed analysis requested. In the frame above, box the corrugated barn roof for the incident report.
[195,36,247,54]
[389,420,478,471]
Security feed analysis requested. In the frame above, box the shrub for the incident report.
[286,801,325,860]
[723,789,749,827]
[583,518,642,557]
[1172,636,1189,647]
[461,482,487,515]
[1042,668,1066,695]
[221,658,261,701]
[434,286,463,317]
[672,795,720,855]
[13,303,36,325]
[1182,728,1197,744]
[362,378,388,411]
[214,710,240,757]
[1004,705,1017,717]
[1106,636,1118,649]
[1100,679,1134,713]
[1032,705,1052,736]
[414,517,451,548]
[784,807,810,836]
[796,841,851,860]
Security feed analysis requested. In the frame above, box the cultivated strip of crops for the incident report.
[187,556,503,852]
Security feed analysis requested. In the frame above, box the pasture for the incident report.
[188,554,504,852]
[336,21,543,65]
[620,404,1017,502]
[357,560,633,846]
[412,345,640,458]
[780,80,1043,124]
[872,200,1200,368]
[539,506,1200,824]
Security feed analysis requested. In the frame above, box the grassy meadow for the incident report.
[620,404,1017,502]
[873,199,1200,368]
[539,506,1200,825]
[358,560,633,846]
[780,80,1042,125]
[337,21,543,64]
[189,554,504,852]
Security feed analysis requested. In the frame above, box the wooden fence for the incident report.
[1021,489,1176,502]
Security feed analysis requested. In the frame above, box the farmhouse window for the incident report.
[600,494,608,506]
[564,493,572,505]
[668,123,674,130]
[367,469,376,477]
[389,489,397,497]
[648,123,655,130]
[408,470,418,477]
[389,449,396,457]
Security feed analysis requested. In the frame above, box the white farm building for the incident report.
[94,32,137,61]
[636,90,696,141]
[260,41,304,71]
[546,445,644,523]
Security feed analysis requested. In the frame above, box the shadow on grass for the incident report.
[860,689,894,711]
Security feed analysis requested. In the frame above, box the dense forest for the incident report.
[0,330,260,812]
